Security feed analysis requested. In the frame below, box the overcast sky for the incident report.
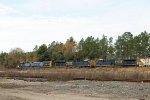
[0,0,150,52]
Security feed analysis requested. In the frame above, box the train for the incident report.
[54,59,137,67]
[18,58,150,68]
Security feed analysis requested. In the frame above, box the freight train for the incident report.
[54,59,137,67]
[18,58,150,68]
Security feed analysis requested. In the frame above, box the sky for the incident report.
[0,0,150,52]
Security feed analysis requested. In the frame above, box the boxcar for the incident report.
[138,58,150,67]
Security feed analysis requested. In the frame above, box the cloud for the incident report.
[0,15,113,52]
[0,3,17,15]
[26,0,108,9]
[0,3,13,15]
[0,0,150,52]
[18,0,115,17]
[0,14,150,52]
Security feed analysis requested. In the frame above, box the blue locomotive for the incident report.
[18,61,51,68]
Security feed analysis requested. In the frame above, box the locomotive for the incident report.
[18,61,51,68]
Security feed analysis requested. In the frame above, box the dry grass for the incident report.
[1,67,150,82]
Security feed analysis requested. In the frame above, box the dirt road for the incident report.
[0,89,105,100]
[0,77,149,100]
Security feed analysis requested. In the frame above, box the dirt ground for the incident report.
[0,78,106,100]
[0,77,149,100]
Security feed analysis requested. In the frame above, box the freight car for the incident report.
[137,58,150,67]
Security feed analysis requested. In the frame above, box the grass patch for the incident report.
[1,67,150,82]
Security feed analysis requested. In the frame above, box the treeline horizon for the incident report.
[0,31,150,68]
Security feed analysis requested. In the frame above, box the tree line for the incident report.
[0,31,150,68]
